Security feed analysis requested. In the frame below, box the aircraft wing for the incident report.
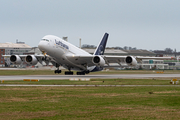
[3,54,174,67]
[66,55,129,67]
[66,55,174,67]
[2,54,45,61]
[102,56,174,66]
[2,54,54,65]
[135,56,174,62]
[2,55,44,57]
[2,55,27,58]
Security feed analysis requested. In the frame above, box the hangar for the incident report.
[0,42,32,66]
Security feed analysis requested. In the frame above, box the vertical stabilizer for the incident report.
[93,33,109,55]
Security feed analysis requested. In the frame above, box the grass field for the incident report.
[0,69,180,75]
[0,79,180,119]
[1,69,180,119]
[0,86,180,119]
[1,79,176,85]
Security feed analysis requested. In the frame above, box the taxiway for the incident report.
[1,74,180,80]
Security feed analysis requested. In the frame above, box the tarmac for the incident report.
[1,74,180,80]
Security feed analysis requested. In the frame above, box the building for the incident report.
[0,42,32,66]
[24,47,42,55]
[164,60,180,70]
[0,49,5,65]
[140,60,169,70]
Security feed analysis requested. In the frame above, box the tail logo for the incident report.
[98,45,104,55]
[94,33,109,55]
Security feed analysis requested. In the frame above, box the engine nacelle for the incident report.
[25,55,38,65]
[125,56,137,66]
[92,56,105,67]
[10,55,23,64]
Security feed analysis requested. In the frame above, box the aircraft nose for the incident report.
[38,41,46,51]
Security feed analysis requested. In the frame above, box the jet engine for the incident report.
[10,55,23,64]
[92,56,105,67]
[25,55,38,65]
[125,56,137,66]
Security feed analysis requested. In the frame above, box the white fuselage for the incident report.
[38,35,96,71]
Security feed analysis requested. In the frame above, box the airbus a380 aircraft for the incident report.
[3,33,173,75]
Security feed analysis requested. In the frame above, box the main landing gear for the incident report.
[54,69,61,74]
[76,72,85,75]
[54,69,73,75]
[64,67,74,75]
[54,64,61,74]
[64,70,89,75]
[65,71,73,75]
[54,67,89,75]
[76,70,89,75]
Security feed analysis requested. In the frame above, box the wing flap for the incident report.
[103,56,127,64]
[136,56,174,62]
[136,56,174,60]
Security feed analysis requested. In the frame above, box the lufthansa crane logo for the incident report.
[55,39,69,50]
[98,45,104,55]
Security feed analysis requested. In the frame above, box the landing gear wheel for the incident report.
[77,72,85,75]
[54,70,61,74]
[85,70,89,74]
[65,71,73,75]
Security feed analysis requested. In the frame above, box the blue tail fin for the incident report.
[93,33,109,55]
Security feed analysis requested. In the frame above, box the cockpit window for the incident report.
[42,39,49,42]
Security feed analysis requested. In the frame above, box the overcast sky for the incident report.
[0,0,180,51]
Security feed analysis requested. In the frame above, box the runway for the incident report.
[1,74,180,80]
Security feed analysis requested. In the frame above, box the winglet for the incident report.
[93,33,109,55]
